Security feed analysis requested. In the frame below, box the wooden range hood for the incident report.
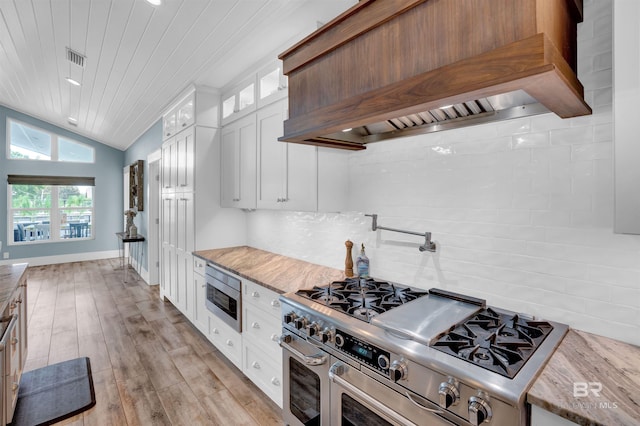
[278,0,591,150]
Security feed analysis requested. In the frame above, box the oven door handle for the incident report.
[279,334,328,366]
[329,361,418,426]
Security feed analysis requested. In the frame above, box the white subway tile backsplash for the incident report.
[245,0,639,346]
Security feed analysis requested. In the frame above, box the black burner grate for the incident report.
[295,277,429,322]
[431,308,553,379]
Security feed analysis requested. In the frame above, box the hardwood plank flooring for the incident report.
[24,259,284,425]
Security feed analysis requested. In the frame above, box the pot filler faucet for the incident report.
[365,214,436,252]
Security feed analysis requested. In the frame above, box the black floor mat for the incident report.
[10,357,95,426]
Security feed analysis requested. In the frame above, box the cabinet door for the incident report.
[257,100,287,209]
[176,192,194,253]
[176,251,192,316]
[286,142,317,212]
[221,115,256,209]
[177,95,195,130]
[193,272,207,333]
[176,127,195,193]
[163,110,177,140]
[161,138,177,192]
[162,243,177,303]
[161,193,176,246]
[257,60,287,109]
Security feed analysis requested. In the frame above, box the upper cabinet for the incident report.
[162,87,219,141]
[614,0,640,234]
[257,60,288,109]
[221,114,257,209]
[257,99,317,211]
[221,76,257,127]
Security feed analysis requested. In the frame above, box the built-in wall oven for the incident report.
[205,264,241,332]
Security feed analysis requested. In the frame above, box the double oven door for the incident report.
[281,332,455,426]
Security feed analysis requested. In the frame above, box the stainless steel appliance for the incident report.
[205,264,241,332]
[280,277,568,426]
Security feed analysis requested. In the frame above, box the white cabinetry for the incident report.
[221,76,256,127]
[242,280,283,407]
[208,313,243,368]
[257,98,318,211]
[221,114,257,209]
[530,405,579,426]
[191,257,208,334]
[257,60,287,109]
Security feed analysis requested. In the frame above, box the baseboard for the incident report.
[0,250,119,267]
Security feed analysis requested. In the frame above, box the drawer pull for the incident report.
[11,337,18,346]
[270,334,279,342]
[270,299,280,308]
[213,328,219,335]
[12,383,19,392]
[251,291,260,298]
[271,377,280,386]
[252,361,261,369]
[226,339,233,346]
[251,322,260,329]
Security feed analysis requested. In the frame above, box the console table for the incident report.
[116,232,145,283]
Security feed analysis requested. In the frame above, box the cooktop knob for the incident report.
[334,333,345,348]
[294,317,308,330]
[318,328,333,343]
[306,322,319,337]
[438,380,460,409]
[468,394,492,426]
[388,360,407,382]
[283,312,297,324]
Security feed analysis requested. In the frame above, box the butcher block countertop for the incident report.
[528,329,640,426]
[0,263,28,312]
[193,246,345,294]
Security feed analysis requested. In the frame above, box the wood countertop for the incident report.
[193,246,346,294]
[528,329,640,426]
[0,263,28,313]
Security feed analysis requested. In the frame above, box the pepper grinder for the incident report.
[344,240,354,277]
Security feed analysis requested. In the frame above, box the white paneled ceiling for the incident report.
[0,0,355,150]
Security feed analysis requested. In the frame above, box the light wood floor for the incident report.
[24,259,284,425]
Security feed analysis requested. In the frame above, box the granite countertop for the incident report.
[193,246,346,294]
[528,329,640,426]
[0,263,28,313]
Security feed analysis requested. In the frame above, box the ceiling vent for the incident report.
[66,47,86,68]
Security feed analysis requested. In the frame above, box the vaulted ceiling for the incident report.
[0,0,355,150]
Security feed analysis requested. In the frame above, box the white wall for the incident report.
[247,0,640,346]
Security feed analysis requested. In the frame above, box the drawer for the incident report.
[243,280,281,316]
[193,257,206,276]
[243,306,281,358]
[243,343,283,407]
[208,314,242,369]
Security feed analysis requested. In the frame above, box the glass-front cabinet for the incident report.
[221,76,257,126]
[257,60,287,108]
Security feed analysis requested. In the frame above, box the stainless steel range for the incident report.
[279,277,568,426]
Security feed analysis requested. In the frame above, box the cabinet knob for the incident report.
[251,321,260,329]
[226,339,233,346]
[270,333,279,342]
[251,291,260,298]
[270,299,280,308]
[213,328,219,334]
[252,361,261,369]
[12,383,19,392]
[182,123,187,127]
[271,377,280,386]
[11,337,18,346]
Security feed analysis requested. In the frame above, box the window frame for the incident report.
[6,118,95,163]
[8,180,95,245]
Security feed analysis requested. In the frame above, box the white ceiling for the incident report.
[0,0,355,151]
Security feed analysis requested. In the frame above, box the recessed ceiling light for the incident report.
[146,0,162,5]
[65,77,81,86]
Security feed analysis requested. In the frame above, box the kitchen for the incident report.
[0,0,638,425]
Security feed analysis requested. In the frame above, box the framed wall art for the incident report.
[129,160,144,211]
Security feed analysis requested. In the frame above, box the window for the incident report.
[7,119,95,163]
[8,175,95,244]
